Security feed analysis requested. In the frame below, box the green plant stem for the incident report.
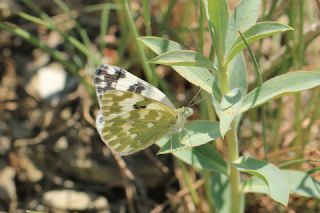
[219,68,229,94]
[220,64,241,213]
[226,122,241,213]
[293,0,304,158]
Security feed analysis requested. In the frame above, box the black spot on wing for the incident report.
[128,81,146,94]
[133,104,146,109]
[95,65,126,98]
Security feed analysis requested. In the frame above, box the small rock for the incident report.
[0,165,17,209]
[16,156,43,183]
[27,63,67,99]
[37,63,67,99]
[0,137,11,155]
[43,190,109,212]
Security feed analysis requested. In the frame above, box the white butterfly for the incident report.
[95,64,193,155]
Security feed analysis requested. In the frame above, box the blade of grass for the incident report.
[120,0,157,86]
[20,0,97,66]
[84,3,120,12]
[279,159,320,168]
[265,0,279,20]
[198,0,205,54]
[288,0,305,159]
[99,4,110,53]
[270,100,282,152]
[53,0,99,65]
[18,11,98,66]
[238,31,268,160]
[178,160,200,208]
[22,0,51,21]
[0,22,94,95]
[142,0,152,36]
[198,1,216,120]
[159,0,177,36]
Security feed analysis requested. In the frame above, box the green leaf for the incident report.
[158,120,220,154]
[243,170,320,199]
[211,173,245,213]
[173,66,222,100]
[202,0,229,57]
[240,71,320,113]
[284,170,320,198]
[157,132,228,175]
[226,22,293,64]
[211,173,231,213]
[226,0,259,95]
[220,88,243,137]
[228,53,247,95]
[173,144,228,175]
[233,156,290,205]
[140,37,221,98]
[139,36,185,54]
[225,0,261,54]
[148,50,217,72]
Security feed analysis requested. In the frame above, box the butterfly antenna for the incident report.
[189,95,209,107]
[183,128,192,147]
[187,87,202,107]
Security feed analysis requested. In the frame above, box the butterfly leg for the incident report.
[183,128,192,148]
[178,131,182,149]
[169,135,173,153]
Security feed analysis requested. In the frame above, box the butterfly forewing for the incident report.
[98,90,177,155]
[95,64,175,108]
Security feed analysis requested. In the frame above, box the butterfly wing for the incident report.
[95,64,175,109]
[97,90,177,155]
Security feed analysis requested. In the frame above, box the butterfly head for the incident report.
[182,107,194,119]
[172,107,193,132]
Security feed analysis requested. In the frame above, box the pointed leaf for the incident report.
[220,88,243,137]
[139,36,184,54]
[226,0,261,54]
[148,50,217,72]
[243,170,320,199]
[228,53,248,95]
[158,120,220,154]
[157,138,228,175]
[211,173,231,213]
[140,37,221,98]
[202,0,229,56]
[233,156,290,205]
[211,173,245,213]
[284,170,320,198]
[226,22,293,64]
[172,66,221,100]
[240,71,320,113]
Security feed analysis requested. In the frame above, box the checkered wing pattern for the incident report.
[97,90,177,155]
[94,64,175,108]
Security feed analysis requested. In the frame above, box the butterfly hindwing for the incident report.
[98,90,177,155]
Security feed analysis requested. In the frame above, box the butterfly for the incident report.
[95,64,193,155]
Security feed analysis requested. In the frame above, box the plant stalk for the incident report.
[220,64,241,213]
[226,122,241,213]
